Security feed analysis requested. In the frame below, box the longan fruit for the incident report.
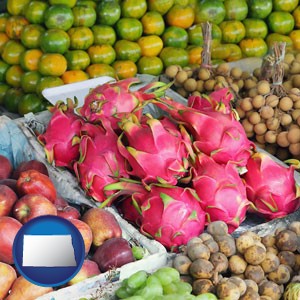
[279,97,293,111]
[289,142,300,156]
[277,131,290,147]
[196,80,204,93]
[241,71,251,80]
[293,109,300,121]
[280,113,293,127]
[257,80,271,95]
[294,99,300,109]
[288,88,300,101]
[283,80,293,91]
[242,118,254,133]
[252,95,265,109]
[266,117,280,131]
[175,70,189,85]
[260,106,274,119]
[165,65,181,79]
[183,78,197,92]
[244,78,257,90]
[216,62,230,75]
[292,74,300,88]
[284,52,295,64]
[230,67,243,80]
[191,91,201,97]
[290,60,300,74]
[248,87,258,98]
[264,130,277,144]
[265,94,279,108]
[198,68,211,81]
[183,66,193,78]
[231,83,239,94]
[176,87,189,98]
[248,111,261,125]
[236,107,246,119]
[253,67,261,79]
[255,134,265,144]
[298,115,300,126]
[239,98,253,112]
[287,127,300,144]
[254,122,267,135]
[204,79,216,91]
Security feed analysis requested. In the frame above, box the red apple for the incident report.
[53,196,69,207]
[5,276,53,300]
[57,205,81,220]
[81,208,122,247]
[92,237,135,272]
[68,259,101,286]
[0,262,17,299]
[12,159,49,179]
[0,216,22,264]
[0,155,13,180]
[0,184,18,217]
[16,170,57,203]
[13,194,57,224]
[0,179,18,194]
[69,219,93,256]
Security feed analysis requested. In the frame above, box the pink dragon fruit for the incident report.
[152,94,254,167]
[138,184,206,251]
[73,117,129,204]
[38,98,84,169]
[117,114,193,185]
[77,77,169,130]
[192,153,251,233]
[242,151,300,220]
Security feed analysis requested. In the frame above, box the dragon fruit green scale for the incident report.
[242,151,300,220]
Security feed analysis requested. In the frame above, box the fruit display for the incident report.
[36,77,300,253]
[0,153,153,299]
[2,0,300,115]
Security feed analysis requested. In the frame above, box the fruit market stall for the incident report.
[0,0,300,299]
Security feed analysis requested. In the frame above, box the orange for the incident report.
[49,0,77,8]
[140,11,165,36]
[114,40,141,63]
[38,53,67,76]
[0,32,9,53]
[87,44,116,65]
[3,88,24,113]
[0,59,9,82]
[112,60,137,80]
[68,26,94,50]
[18,93,43,116]
[7,0,31,16]
[5,65,24,88]
[72,5,97,27]
[5,15,29,39]
[36,76,64,96]
[40,28,70,54]
[211,43,231,60]
[165,4,195,29]
[290,30,300,50]
[44,4,74,31]
[115,18,143,42]
[20,49,43,72]
[91,24,116,46]
[2,40,25,65]
[61,70,89,84]
[219,20,246,44]
[0,83,9,105]
[137,35,163,57]
[21,71,42,93]
[293,6,300,28]
[86,63,116,79]
[162,26,189,49]
[226,43,243,61]
[239,38,268,57]
[187,45,202,65]
[0,13,9,32]
[265,33,293,52]
[121,0,147,18]
[159,46,189,68]
[64,50,91,70]
[137,56,164,76]
[96,0,121,26]
[20,24,45,49]
[147,0,175,15]
[24,1,49,24]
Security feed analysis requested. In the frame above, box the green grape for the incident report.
[152,267,180,286]
[127,270,148,290]
[195,293,218,300]
[115,286,131,299]
[131,246,145,260]
[176,280,193,295]
[162,282,178,295]
[134,280,163,299]
[156,295,188,300]
[146,274,162,286]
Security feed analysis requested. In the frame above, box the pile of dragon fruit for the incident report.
[38,77,300,251]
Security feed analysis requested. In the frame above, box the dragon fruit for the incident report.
[38,98,84,169]
[242,151,300,220]
[73,117,129,204]
[77,77,170,130]
[152,94,254,167]
[137,184,206,251]
[117,114,193,185]
[192,153,251,233]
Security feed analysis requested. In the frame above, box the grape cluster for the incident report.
[115,267,217,300]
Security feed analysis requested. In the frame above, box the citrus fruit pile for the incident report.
[1,0,300,115]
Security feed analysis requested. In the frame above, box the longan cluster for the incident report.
[172,221,300,300]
